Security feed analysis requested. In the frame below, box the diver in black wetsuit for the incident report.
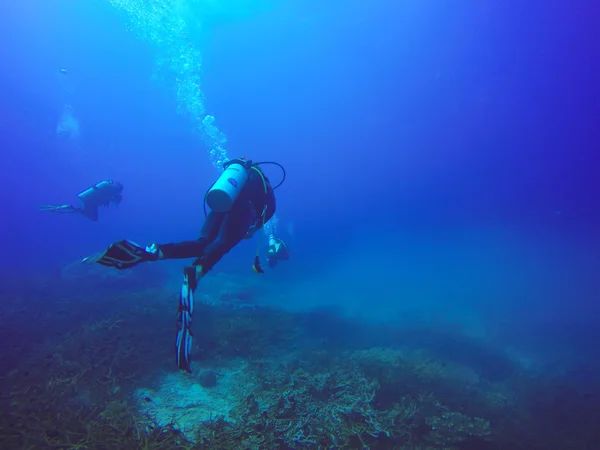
[154,160,278,286]
[40,180,123,221]
[92,158,283,281]
[89,158,285,373]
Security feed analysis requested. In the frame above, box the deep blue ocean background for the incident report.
[1,0,599,448]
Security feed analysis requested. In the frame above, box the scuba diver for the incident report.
[87,158,285,372]
[266,234,290,269]
[40,180,123,222]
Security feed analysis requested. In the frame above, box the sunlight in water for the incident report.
[106,0,279,230]
[106,0,229,170]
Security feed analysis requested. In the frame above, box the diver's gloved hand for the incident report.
[145,243,164,259]
[94,239,162,270]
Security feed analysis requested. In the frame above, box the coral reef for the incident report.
[0,272,599,449]
[187,348,495,449]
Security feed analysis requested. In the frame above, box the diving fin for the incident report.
[39,204,78,214]
[81,203,99,221]
[175,267,196,373]
[93,239,152,270]
[252,256,264,274]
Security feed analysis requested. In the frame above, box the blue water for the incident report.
[1,0,599,448]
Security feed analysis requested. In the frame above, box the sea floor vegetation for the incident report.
[0,270,599,449]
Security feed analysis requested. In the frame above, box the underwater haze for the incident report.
[1,0,600,448]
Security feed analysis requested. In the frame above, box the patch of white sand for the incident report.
[134,358,256,441]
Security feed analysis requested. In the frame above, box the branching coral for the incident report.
[193,355,424,449]
[0,275,529,450]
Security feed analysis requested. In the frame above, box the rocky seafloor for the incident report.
[0,268,599,449]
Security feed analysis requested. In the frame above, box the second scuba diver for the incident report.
[40,180,123,222]
[88,158,285,372]
[266,234,290,268]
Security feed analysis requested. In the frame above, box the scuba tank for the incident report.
[77,180,115,202]
[268,234,278,249]
[205,159,250,212]
[267,234,283,254]
[203,158,286,217]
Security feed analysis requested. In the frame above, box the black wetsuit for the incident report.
[158,168,276,273]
